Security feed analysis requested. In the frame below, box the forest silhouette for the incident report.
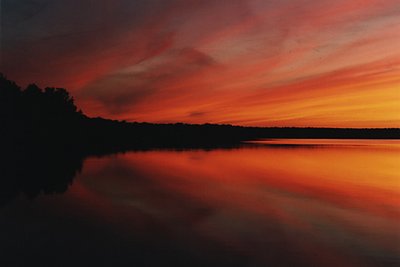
[0,74,399,204]
[1,73,398,152]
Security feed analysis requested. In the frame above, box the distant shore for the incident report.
[1,73,399,155]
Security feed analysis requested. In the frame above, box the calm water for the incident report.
[1,140,399,267]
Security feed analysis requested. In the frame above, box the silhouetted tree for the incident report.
[0,74,86,148]
[0,73,399,153]
[2,73,398,207]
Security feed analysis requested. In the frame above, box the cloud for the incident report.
[79,47,218,114]
[2,0,400,127]
[188,111,207,118]
[1,0,176,87]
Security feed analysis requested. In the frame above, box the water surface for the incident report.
[1,139,399,266]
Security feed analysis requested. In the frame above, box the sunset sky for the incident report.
[2,0,400,127]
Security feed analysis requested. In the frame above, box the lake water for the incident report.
[1,139,399,266]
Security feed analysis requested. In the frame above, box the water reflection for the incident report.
[1,140,399,267]
[0,150,84,206]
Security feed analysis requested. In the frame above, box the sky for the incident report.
[1,0,400,127]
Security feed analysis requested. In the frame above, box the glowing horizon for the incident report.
[2,0,400,127]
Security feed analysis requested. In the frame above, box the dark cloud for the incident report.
[1,0,239,88]
[79,72,160,114]
[80,47,218,114]
[2,0,399,127]
[1,0,175,85]
[2,0,49,27]
[188,111,207,117]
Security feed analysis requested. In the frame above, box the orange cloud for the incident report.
[3,0,400,127]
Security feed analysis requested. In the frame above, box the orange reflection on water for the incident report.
[73,140,400,266]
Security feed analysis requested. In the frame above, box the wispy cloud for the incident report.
[2,0,400,127]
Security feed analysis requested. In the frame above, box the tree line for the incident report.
[1,74,399,204]
[1,73,399,153]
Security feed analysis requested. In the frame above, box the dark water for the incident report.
[1,140,399,267]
